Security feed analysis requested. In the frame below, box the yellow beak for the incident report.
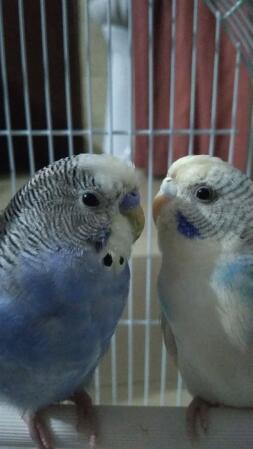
[122,205,145,241]
[153,177,177,224]
[152,195,170,224]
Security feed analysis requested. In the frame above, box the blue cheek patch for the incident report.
[176,211,201,239]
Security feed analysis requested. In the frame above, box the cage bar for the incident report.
[223,0,248,20]
[106,0,113,153]
[111,334,117,405]
[222,1,252,55]
[40,0,54,163]
[128,0,134,162]
[84,0,94,154]
[94,366,100,405]
[188,0,199,155]
[209,11,222,155]
[143,0,154,406]
[120,319,159,326]
[205,0,253,76]
[246,102,253,178]
[168,0,177,166]
[106,0,118,405]
[0,128,235,137]
[176,373,183,406]
[228,43,241,164]
[0,1,16,194]
[18,0,35,176]
[160,342,167,406]
[62,0,74,157]
[225,6,253,55]
[127,261,134,405]
[127,0,134,406]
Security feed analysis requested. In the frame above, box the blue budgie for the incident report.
[153,155,253,438]
[0,153,144,449]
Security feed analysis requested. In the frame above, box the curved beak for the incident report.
[120,191,145,241]
[153,195,171,224]
[153,177,177,224]
[123,205,145,241]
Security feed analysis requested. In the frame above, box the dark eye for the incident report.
[195,186,215,203]
[82,192,100,207]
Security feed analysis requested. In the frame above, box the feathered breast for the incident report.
[0,247,130,370]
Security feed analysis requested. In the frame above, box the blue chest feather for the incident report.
[176,211,200,239]
[214,255,253,305]
[0,248,130,407]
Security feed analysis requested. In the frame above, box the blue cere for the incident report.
[176,211,201,239]
[120,190,140,211]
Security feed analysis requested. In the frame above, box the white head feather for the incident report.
[157,155,253,246]
[76,153,139,194]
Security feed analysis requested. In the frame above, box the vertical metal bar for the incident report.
[160,342,167,406]
[128,260,134,404]
[168,0,177,166]
[0,1,16,194]
[144,0,154,406]
[111,334,117,405]
[94,366,100,405]
[188,0,198,155]
[246,101,253,178]
[127,0,134,406]
[128,0,134,161]
[18,0,35,176]
[176,372,183,406]
[228,44,241,165]
[62,0,74,157]
[107,0,113,153]
[84,0,94,154]
[40,0,54,163]
[209,12,221,156]
[106,0,117,403]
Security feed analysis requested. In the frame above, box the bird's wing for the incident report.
[161,312,178,364]
[212,253,253,349]
[158,269,178,362]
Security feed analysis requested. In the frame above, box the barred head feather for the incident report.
[0,154,140,268]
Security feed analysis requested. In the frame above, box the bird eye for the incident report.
[82,192,100,207]
[194,185,215,203]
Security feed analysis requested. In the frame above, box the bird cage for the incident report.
[0,0,252,447]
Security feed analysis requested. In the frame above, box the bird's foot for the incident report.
[23,409,54,449]
[186,396,211,442]
[70,390,98,448]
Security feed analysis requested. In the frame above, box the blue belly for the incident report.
[0,248,130,409]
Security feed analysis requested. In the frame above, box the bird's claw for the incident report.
[23,409,54,449]
[70,390,98,448]
[186,396,210,442]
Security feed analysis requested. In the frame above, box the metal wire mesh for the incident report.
[205,0,253,76]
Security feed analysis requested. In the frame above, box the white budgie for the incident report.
[153,155,253,436]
